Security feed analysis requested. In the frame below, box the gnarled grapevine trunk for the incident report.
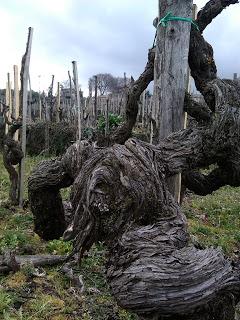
[28,1,240,319]
[2,104,23,205]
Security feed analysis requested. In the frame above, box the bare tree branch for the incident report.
[110,48,155,144]
[197,0,239,33]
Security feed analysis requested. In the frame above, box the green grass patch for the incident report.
[0,288,12,314]
[46,239,73,255]
[183,185,240,255]
[1,153,240,319]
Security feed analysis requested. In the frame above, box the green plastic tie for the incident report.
[158,12,199,31]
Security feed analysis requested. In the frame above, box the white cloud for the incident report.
[0,1,240,96]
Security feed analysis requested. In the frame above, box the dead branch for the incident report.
[0,254,66,274]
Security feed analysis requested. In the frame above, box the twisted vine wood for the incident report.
[28,1,240,319]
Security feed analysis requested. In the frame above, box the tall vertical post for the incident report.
[94,75,98,127]
[176,3,198,203]
[142,90,146,127]
[154,0,193,200]
[124,72,127,88]
[19,27,33,207]
[5,73,12,134]
[38,75,42,120]
[68,70,72,122]
[39,93,42,120]
[28,75,32,122]
[13,65,20,140]
[49,75,55,122]
[7,73,12,118]
[56,82,61,123]
[72,61,81,141]
[105,98,110,136]
[5,78,10,135]
[44,91,50,154]
[183,4,197,130]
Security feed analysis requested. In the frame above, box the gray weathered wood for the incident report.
[68,70,73,116]
[56,81,60,122]
[13,66,19,120]
[7,73,12,119]
[19,27,33,207]
[94,75,98,126]
[13,65,20,141]
[5,73,12,135]
[105,98,109,136]
[72,61,81,140]
[0,254,66,274]
[154,0,193,199]
[28,75,32,122]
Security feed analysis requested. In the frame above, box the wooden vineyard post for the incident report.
[94,75,98,127]
[72,61,81,140]
[38,92,42,120]
[184,3,197,130]
[5,73,12,134]
[5,79,9,134]
[44,98,50,154]
[124,72,127,88]
[56,82,61,123]
[13,65,20,140]
[38,75,42,120]
[150,95,154,144]
[68,70,72,122]
[49,75,55,122]
[142,90,146,127]
[28,75,32,122]
[19,27,33,207]
[105,98,109,136]
[154,0,193,201]
[7,73,13,120]
[177,3,198,203]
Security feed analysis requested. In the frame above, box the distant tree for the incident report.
[88,73,115,96]
[89,73,131,95]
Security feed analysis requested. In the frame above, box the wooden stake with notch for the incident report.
[19,27,33,207]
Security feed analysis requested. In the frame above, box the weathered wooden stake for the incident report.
[7,73,12,118]
[141,90,146,127]
[124,72,127,88]
[183,3,197,131]
[49,75,55,122]
[177,4,198,203]
[105,98,110,136]
[72,61,81,140]
[28,75,32,122]
[19,27,33,207]
[13,65,20,141]
[39,92,42,120]
[5,73,12,134]
[154,0,193,200]
[38,75,42,120]
[68,70,73,120]
[5,81,9,135]
[44,93,50,154]
[94,75,98,127]
[56,82,61,123]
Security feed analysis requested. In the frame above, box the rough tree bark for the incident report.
[28,1,240,319]
[2,103,23,205]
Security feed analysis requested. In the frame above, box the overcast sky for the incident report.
[0,0,239,95]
